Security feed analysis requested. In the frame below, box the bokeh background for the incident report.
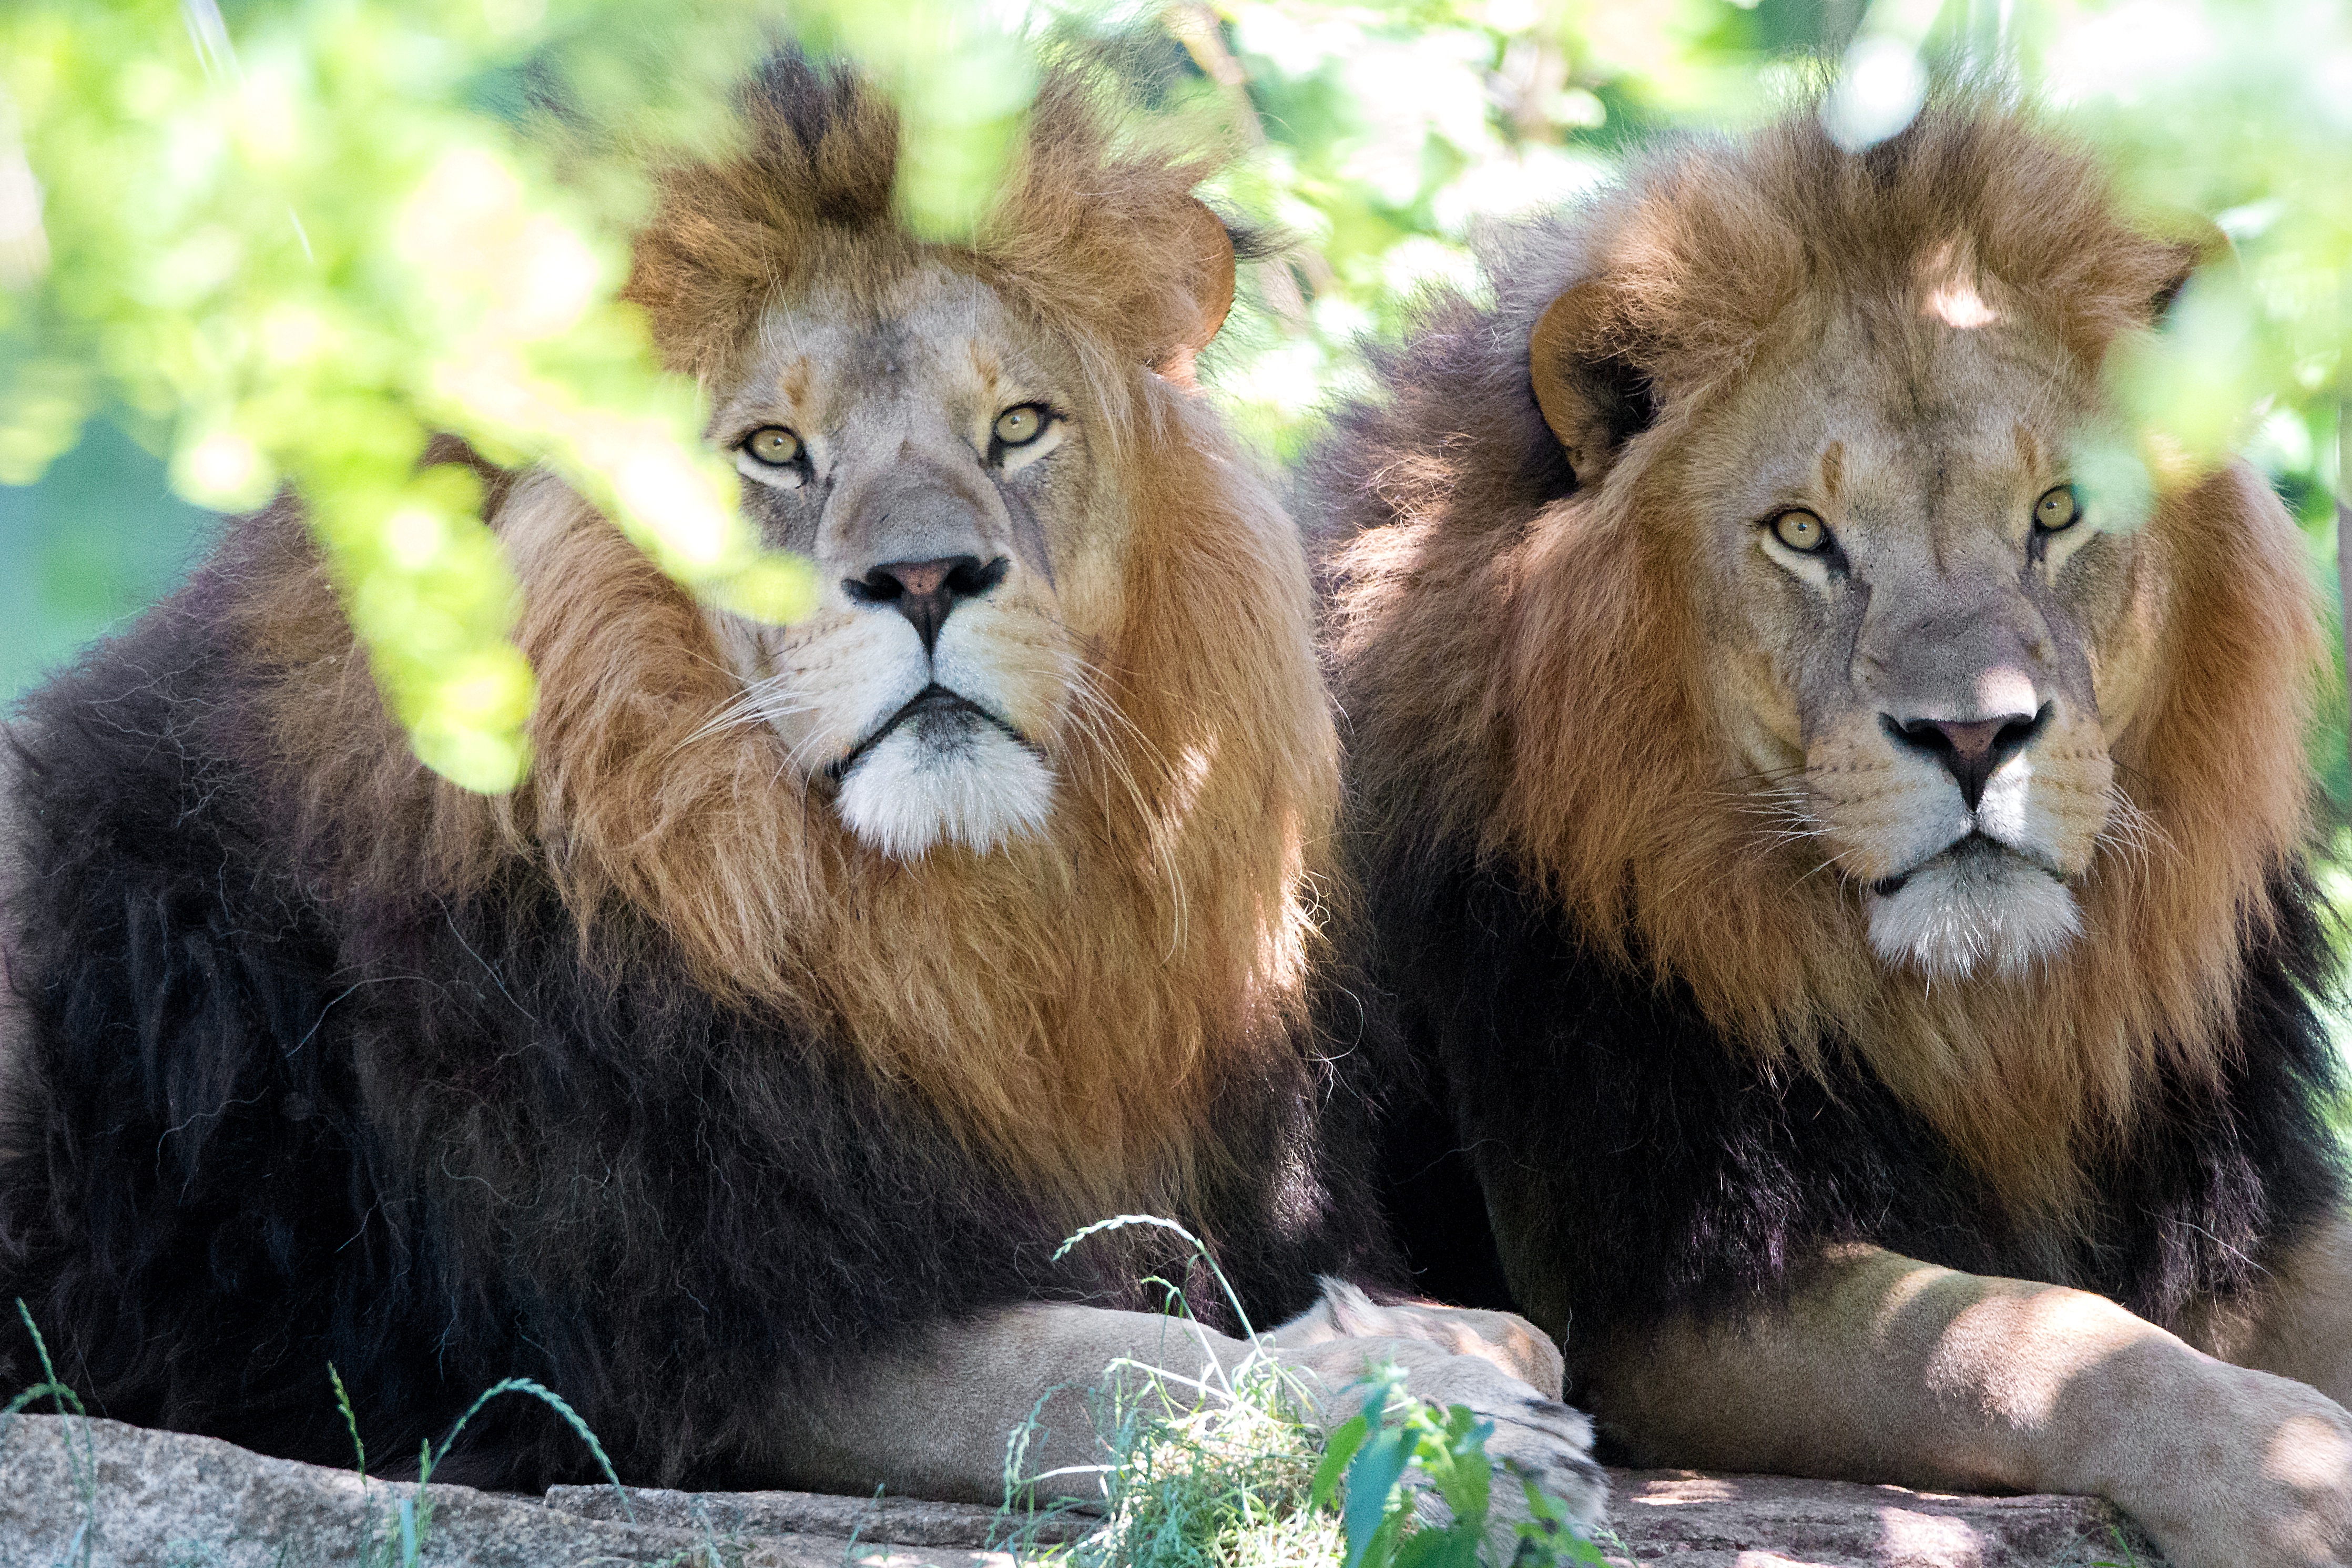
[3,0,2347,805]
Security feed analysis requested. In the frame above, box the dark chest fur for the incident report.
[0,573,1386,1488]
[1363,841,2346,1370]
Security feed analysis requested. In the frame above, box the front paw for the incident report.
[1400,1346,1607,1540]
[1267,1277,1566,1399]
[1286,1333,1608,1551]
[2124,1367,2352,1567]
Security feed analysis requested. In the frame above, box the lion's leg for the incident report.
[773,1290,1603,1535]
[2190,1210,2352,1406]
[773,1304,1263,1504]
[1582,1244,2352,1568]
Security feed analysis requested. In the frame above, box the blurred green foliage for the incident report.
[0,0,843,788]
[0,0,2345,808]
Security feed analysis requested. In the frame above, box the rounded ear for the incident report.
[1529,279,1657,490]
[1154,199,1237,387]
[2147,212,2236,326]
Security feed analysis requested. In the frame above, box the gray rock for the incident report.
[0,1412,718,1567]
[1597,1468,2163,1567]
[0,1414,2166,1568]
[543,1483,1097,1546]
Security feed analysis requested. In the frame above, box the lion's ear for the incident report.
[1529,279,1656,490]
[2147,212,2235,327]
[1154,199,1237,388]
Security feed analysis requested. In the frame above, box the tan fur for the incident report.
[247,64,1330,1219]
[1329,104,2322,1217]
[2190,1214,2352,1403]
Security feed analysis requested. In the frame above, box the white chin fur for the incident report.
[1865,851,2081,981]
[834,723,1054,860]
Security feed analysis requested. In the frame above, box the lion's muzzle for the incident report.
[1804,568,2113,981]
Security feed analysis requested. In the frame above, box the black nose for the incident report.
[1882,706,2049,811]
[843,555,1009,653]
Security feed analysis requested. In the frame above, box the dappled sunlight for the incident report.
[1876,1506,1977,1556]
[1917,237,2002,331]
[0,90,45,290]
[1623,1473,1741,1504]
[1923,278,1999,331]
[2272,1413,2352,1490]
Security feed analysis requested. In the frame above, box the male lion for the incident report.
[0,56,1601,1524]
[1316,104,2352,1565]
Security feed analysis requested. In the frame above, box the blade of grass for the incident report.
[421,1377,633,1524]
[1054,1215,1258,1344]
[328,1364,368,1482]
[8,1300,98,1568]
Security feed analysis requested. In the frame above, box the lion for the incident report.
[1314,100,2352,1567]
[0,54,1602,1526]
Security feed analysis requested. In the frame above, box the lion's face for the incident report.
[700,262,1117,860]
[1681,292,2153,979]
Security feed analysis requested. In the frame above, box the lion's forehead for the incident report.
[719,267,1076,439]
[1685,315,2129,612]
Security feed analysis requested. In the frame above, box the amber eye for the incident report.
[2034,484,2081,533]
[993,405,1047,447]
[1770,509,1830,553]
[743,426,802,467]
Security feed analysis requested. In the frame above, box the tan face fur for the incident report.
[1679,278,2156,980]
[702,263,1119,860]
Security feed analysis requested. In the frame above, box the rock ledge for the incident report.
[0,1414,2161,1567]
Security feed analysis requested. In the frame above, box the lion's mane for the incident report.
[1312,105,2344,1352]
[0,56,1386,1488]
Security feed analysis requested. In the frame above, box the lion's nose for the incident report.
[1883,706,2048,811]
[844,555,1009,653]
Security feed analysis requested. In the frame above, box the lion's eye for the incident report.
[742,426,803,468]
[1770,509,1830,553]
[2034,485,2080,533]
[993,405,1047,447]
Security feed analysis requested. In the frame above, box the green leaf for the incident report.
[1340,1423,1412,1568]
[1394,1523,1481,1568]
[1311,1411,1370,1513]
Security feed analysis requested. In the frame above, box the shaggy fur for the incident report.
[1312,106,2343,1365]
[0,56,1391,1488]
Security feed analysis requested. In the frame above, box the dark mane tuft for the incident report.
[624,48,1240,385]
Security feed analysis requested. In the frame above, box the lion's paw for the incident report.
[1395,1345,1607,1545]
[1274,1291,1607,1549]
[1267,1277,1566,1400]
[2129,1368,2352,1568]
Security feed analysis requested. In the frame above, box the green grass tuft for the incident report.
[1011,1217,1606,1568]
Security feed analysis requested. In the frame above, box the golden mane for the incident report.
[247,58,1337,1218]
[1323,104,2323,1217]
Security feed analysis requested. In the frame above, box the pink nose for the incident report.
[1883,708,2047,810]
[843,555,1009,652]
